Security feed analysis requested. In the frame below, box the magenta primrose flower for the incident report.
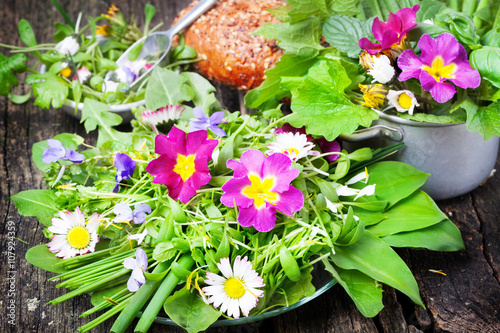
[146,126,218,204]
[221,149,304,232]
[359,5,419,55]
[398,33,481,103]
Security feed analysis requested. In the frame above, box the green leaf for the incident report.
[323,259,383,317]
[322,16,371,58]
[382,219,465,251]
[145,67,193,111]
[415,0,447,22]
[25,244,67,274]
[367,190,448,237]
[328,0,360,17]
[152,241,176,262]
[164,288,221,333]
[181,72,220,112]
[0,53,28,96]
[143,4,157,34]
[464,99,500,139]
[288,60,378,140]
[80,99,129,146]
[53,22,74,43]
[362,161,429,208]
[332,230,424,307]
[8,92,31,104]
[10,190,59,226]
[18,19,39,49]
[435,10,479,46]
[285,0,330,21]
[269,267,316,306]
[25,72,69,109]
[470,46,500,89]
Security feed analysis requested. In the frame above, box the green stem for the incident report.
[449,0,459,11]
[78,298,130,333]
[461,0,477,16]
[109,261,171,333]
[133,254,195,333]
[494,3,500,28]
[51,0,75,29]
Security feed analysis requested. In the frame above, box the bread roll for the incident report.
[175,0,283,91]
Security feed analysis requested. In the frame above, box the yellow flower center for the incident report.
[422,56,457,82]
[173,154,196,181]
[224,277,246,299]
[59,67,71,78]
[398,93,413,109]
[283,148,299,156]
[359,84,387,109]
[66,227,91,249]
[242,175,278,208]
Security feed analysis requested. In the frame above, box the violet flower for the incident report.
[398,33,481,103]
[189,107,226,137]
[221,149,304,232]
[359,5,419,55]
[123,248,148,292]
[114,153,136,193]
[113,203,151,224]
[42,139,84,164]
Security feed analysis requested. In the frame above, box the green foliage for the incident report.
[25,244,67,273]
[0,53,28,96]
[10,190,59,227]
[323,16,374,58]
[145,67,194,111]
[470,46,500,89]
[26,72,69,109]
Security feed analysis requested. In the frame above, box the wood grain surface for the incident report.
[1,1,499,332]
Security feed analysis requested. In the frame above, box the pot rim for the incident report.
[375,110,464,128]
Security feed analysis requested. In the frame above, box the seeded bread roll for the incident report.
[175,0,283,91]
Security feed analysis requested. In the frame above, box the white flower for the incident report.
[47,207,100,259]
[55,36,80,56]
[128,229,148,245]
[203,256,265,318]
[123,248,148,292]
[266,132,319,162]
[367,55,395,84]
[387,90,420,115]
[335,170,376,200]
[74,66,92,84]
[423,18,434,25]
[103,79,119,93]
[141,105,185,127]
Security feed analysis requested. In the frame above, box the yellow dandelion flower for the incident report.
[96,25,110,36]
[358,83,387,109]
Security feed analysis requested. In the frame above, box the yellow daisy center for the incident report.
[283,148,299,156]
[242,175,278,208]
[398,93,413,109]
[422,56,457,82]
[59,67,71,78]
[225,277,246,299]
[173,154,196,181]
[66,227,91,249]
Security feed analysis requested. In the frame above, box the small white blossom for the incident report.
[367,55,395,84]
[55,36,80,56]
[267,132,319,162]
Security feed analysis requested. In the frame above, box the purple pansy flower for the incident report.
[123,248,148,292]
[359,5,419,55]
[398,33,481,103]
[146,127,218,204]
[220,149,304,232]
[42,139,85,164]
[113,203,152,224]
[114,153,136,193]
[189,107,226,137]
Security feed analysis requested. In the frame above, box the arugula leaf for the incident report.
[287,59,378,140]
[164,288,221,333]
[10,189,60,227]
[323,16,373,58]
[0,53,28,96]
[145,67,193,111]
[25,72,69,109]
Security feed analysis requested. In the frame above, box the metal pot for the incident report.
[341,111,499,200]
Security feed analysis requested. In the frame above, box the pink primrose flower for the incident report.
[397,33,481,103]
[221,149,304,232]
[146,126,218,204]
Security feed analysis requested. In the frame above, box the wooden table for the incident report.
[1,1,499,332]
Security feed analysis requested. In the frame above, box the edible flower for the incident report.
[114,153,136,193]
[123,248,148,292]
[203,256,265,319]
[267,132,319,162]
[397,33,481,103]
[128,229,148,245]
[42,139,85,164]
[73,66,92,84]
[358,83,387,109]
[359,5,419,56]
[55,36,80,56]
[336,170,376,200]
[47,207,100,259]
[142,104,185,134]
[221,149,304,232]
[146,127,218,203]
[113,203,151,225]
[387,89,419,115]
[366,54,395,84]
[189,107,227,137]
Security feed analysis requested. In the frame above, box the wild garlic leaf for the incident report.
[0,53,28,96]
[25,72,69,109]
[288,59,378,140]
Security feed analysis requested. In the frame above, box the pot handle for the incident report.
[339,125,404,142]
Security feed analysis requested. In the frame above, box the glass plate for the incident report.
[152,266,336,327]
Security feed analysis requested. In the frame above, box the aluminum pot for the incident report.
[341,110,499,200]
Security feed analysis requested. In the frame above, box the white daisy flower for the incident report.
[47,207,100,259]
[387,90,420,115]
[203,256,265,319]
[266,132,319,162]
[367,54,395,84]
[74,66,92,84]
[55,36,80,56]
[141,105,186,134]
